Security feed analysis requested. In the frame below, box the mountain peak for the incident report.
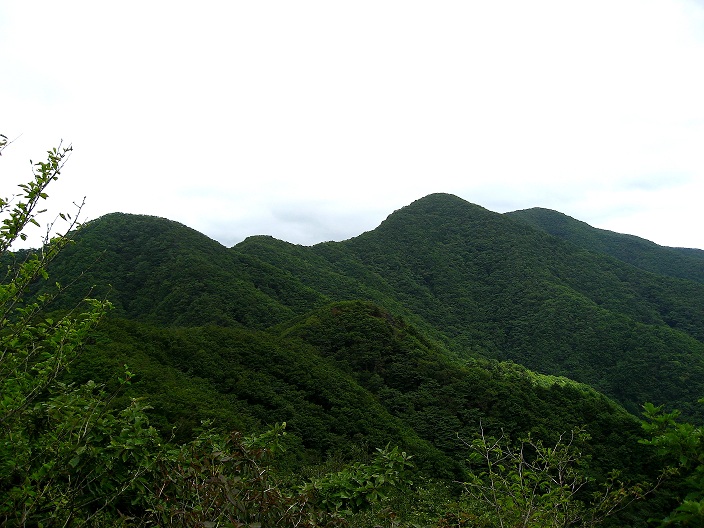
[401,193,488,214]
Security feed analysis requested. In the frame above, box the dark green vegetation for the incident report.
[4,135,704,527]
[52,193,704,420]
[507,207,704,283]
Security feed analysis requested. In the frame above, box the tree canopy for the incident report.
[3,138,703,526]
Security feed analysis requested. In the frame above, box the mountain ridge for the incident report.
[45,193,704,421]
[506,206,704,283]
[19,192,703,525]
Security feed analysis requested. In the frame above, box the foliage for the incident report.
[305,444,413,514]
[642,401,704,526]
[459,426,648,527]
[67,316,444,470]
[53,299,662,522]
[140,422,345,527]
[0,138,151,524]
[6,140,704,526]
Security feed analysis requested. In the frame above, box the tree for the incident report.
[0,136,162,525]
[304,444,414,515]
[457,425,647,527]
[141,422,349,527]
[641,401,704,526]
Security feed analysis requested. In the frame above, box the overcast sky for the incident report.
[2,1,704,250]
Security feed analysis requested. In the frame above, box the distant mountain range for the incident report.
[34,193,703,502]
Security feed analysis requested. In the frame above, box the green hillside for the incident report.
[50,212,327,328]
[43,194,704,420]
[25,191,704,525]
[44,195,704,420]
[8,137,704,525]
[252,194,704,418]
[68,302,647,482]
[506,206,704,283]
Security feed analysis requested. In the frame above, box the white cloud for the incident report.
[2,0,704,249]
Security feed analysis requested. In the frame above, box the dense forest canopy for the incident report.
[3,139,703,528]
[49,193,704,418]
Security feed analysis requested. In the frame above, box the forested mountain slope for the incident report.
[506,206,704,283]
[66,301,649,484]
[30,192,704,524]
[51,213,328,328]
[46,194,704,420]
[261,194,704,417]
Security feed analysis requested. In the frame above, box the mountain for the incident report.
[51,212,327,328]
[506,207,704,283]
[68,299,647,484]
[21,192,704,525]
[48,194,704,421]
[247,194,704,417]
